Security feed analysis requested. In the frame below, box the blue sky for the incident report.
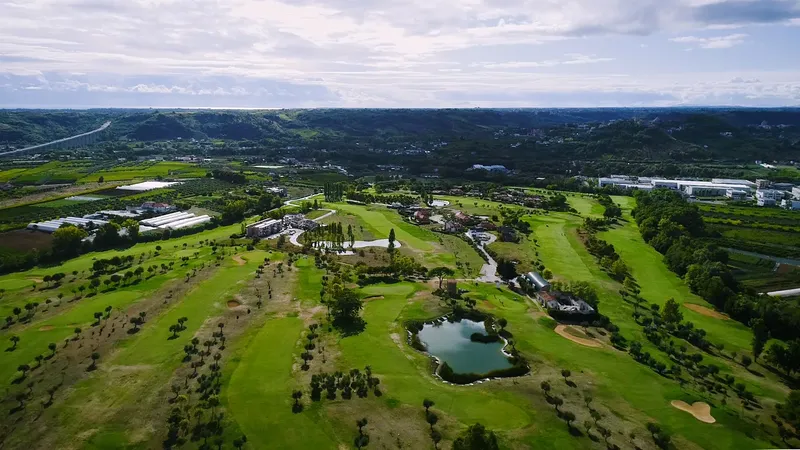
[0,0,799,107]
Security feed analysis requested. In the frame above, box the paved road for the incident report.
[464,231,500,283]
[766,287,800,297]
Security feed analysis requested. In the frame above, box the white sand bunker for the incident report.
[671,400,715,423]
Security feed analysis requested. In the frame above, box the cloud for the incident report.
[670,33,748,48]
[0,0,798,106]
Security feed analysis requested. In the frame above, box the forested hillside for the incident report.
[2,108,800,163]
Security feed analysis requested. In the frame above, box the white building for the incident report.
[713,179,756,188]
[781,199,800,210]
[756,179,770,189]
[793,186,800,200]
[758,198,777,207]
[756,189,785,201]
[246,218,284,237]
[726,189,747,200]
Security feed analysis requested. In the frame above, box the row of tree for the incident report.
[633,189,800,343]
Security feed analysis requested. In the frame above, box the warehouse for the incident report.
[27,217,109,233]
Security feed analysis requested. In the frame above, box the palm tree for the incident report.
[426,412,439,431]
[423,398,435,414]
[48,342,57,357]
[9,335,20,350]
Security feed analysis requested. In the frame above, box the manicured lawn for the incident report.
[226,317,339,449]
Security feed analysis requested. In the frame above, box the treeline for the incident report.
[346,192,418,206]
[596,194,621,219]
[581,229,629,282]
[632,190,800,343]
[323,183,344,202]
[210,169,246,184]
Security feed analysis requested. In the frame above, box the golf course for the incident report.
[0,191,796,450]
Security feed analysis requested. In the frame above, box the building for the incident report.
[684,185,728,197]
[413,210,431,224]
[471,164,509,172]
[139,202,174,213]
[793,187,800,200]
[283,214,318,230]
[756,189,785,201]
[444,221,463,233]
[773,182,795,191]
[539,291,595,315]
[453,211,472,224]
[478,220,497,231]
[712,178,756,188]
[265,186,287,197]
[726,189,747,200]
[758,198,777,207]
[781,199,800,210]
[756,179,770,189]
[246,218,283,237]
[522,271,551,291]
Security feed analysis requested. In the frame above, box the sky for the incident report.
[1,0,800,108]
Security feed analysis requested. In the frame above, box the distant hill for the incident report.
[1,108,799,162]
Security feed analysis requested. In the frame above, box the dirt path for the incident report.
[554,325,602,348]
[671,400,715,423]
[232,255,246,265]
[684,303,728,320]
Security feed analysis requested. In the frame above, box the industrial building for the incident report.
[246,218,284,238]
[283,214,318,230]
[782,200,800,210]
[522,271,551,291]
[27,217,109,233]
[726,189,747,200]
[599,176,753,197]
[139,212,211,230]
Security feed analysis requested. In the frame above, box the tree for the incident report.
[751,318,769,360]
[497,318,508,330]
[330,287,364,326]
[122,219,140,242]
[540,380,551,396]
[52,225,88,258]
[562,411,576,429]
[73,327,82,339]
[741,354,752,368]
[17,363,30,378]
[292,390,303,412]
[356,417,368,435]
[388,228,396,253]
[452,423,499,450]
[561,369,571,383]
[662,298,683,324]
[423,398,435,414]
[89,352,100,370]
[428,267,455,290]
[48,342,57,356]
[430,429,442,449]
[9,335,19,350]
[426,412,439,431]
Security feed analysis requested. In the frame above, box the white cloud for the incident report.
[670,33,748,48]
[0,0,798,106]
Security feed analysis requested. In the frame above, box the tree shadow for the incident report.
[5,346,16,352]
[565,380,577,388]
[567,426,583,437]
[167,335,180,341]
[127,328,141,335]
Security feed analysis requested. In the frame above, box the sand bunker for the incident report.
[363,295,384,301]
[555,325,602,348]
[684,303,728,320]
[38,325,54,331]
[671,400,715,423]
[226,300,242,309]
[232,255,246,266]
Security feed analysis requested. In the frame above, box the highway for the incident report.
[0,121,111,157]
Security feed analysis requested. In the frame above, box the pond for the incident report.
[418,318,513,375]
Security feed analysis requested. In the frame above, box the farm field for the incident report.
[697,203,800,257]
[0,189,796,450]
[77,161,207,183]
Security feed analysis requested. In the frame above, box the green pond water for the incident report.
[418,318,513,375]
